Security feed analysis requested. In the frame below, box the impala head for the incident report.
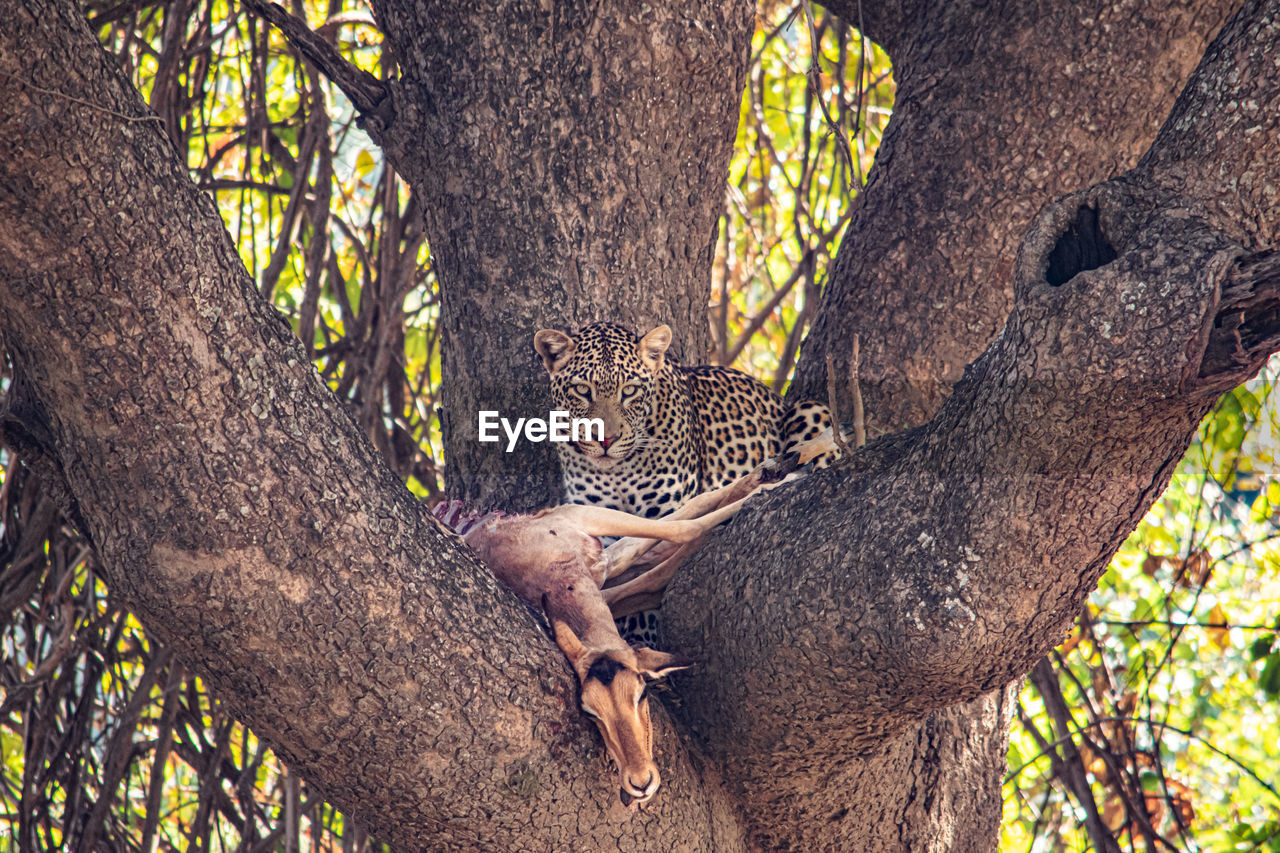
[552,620,692,806]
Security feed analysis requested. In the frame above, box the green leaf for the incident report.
[1259,652,1280,697]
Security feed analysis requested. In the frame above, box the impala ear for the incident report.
[632,647,693,679]
[552,619,590,669]
[637,324,672,373]
[534,329,576,374]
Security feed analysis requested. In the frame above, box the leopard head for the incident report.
[533,322,671,468]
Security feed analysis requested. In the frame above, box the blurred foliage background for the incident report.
[0,0,1275,850]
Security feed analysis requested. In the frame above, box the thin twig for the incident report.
[1009,706,1280,830]
[850,334,866,448]
[1103,617,1280,631]
[78,648,172,853]
[241,0,388,118]
[725,249,814,365]
[799,0,854,193]
[826,351,850,455]
[1028,658,1124,853]
[850,0,868,186]
[4,75,163,124]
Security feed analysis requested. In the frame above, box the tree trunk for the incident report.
[770,0,1239,847]
[662,0,1280,844]
[0,5,737,849]
[370,0,755,510]
[2,1,1278,851]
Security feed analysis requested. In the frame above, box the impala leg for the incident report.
[604,492,775,613]
[601,453,805,580]
[674,493,756,533]
[665,448,802,519]
[582,492,754,566]
[598,480,762,581]
[791,430,839,465]
[557,492,756,585]
[603,541,698,619]
[605,588,666,621]
[601,536,661,581]
[605,476,799,586]
[539,504,714,544]
[559,443,818,583]
[659,480,746,519]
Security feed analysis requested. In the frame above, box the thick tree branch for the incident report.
[0,3,736,849]
[790,0,1237,433]
[1140,0,1280,250]
[767,2,1236,843]
[739,1,1237,846]
[1200,250,1280,378]
[812,0,921,58]
[662,0,1280,845]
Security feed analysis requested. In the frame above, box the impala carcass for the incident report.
[435,433,837,806]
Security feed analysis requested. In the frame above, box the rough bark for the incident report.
[2,1,1278,852]
[366,0,755,511]
[663,1,1280,847]
[767,0,1238,847]
[0,5,739,850]
[792,0,1236,432]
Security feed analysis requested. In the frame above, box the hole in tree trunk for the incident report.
[1045,205,1116,287]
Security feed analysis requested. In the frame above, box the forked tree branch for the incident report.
[0,3,731,848]
[789,0,1239,432]
[2,0,1277,850]
[661,0,1280,842]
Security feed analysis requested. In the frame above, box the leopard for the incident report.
[533,321,832,643]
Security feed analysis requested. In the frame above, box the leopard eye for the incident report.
[572,382,593,399]
[620,383,640,401]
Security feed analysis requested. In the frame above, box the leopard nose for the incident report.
[600,434,619,449]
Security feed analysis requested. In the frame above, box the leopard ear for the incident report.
[534,329,576,374]
[637,325,672,373]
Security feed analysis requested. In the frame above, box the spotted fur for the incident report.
[534,322,832,643]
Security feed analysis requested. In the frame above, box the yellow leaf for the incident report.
[1102,795,1126,830]
[1207,604,1229,650]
